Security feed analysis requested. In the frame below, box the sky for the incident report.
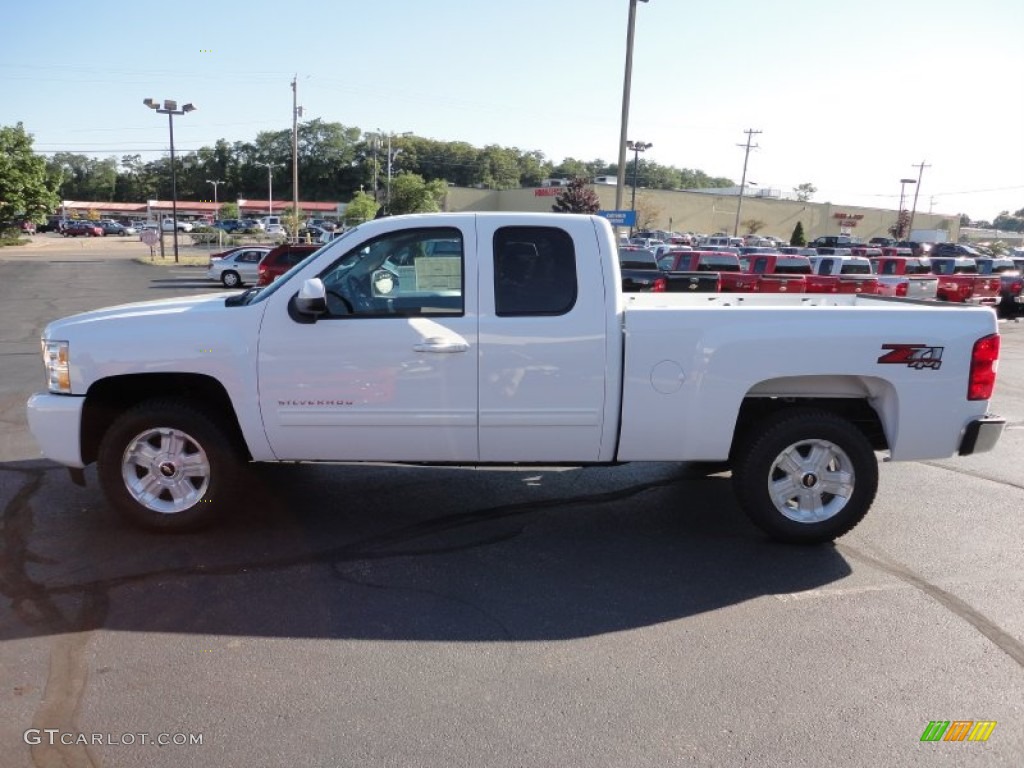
[3,0,1023,222]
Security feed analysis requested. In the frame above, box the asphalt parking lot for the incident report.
[1,236,1022,767]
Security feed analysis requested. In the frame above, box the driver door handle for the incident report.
[413,337,469,354]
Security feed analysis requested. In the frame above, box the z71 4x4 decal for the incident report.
[877,344,944,370]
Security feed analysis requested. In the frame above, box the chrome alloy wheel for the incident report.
[121,427,211,514]
[767,439,855,524]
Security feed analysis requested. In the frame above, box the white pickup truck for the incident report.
[26,213,1005,543]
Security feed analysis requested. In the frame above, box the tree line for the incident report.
[37,119,736,206]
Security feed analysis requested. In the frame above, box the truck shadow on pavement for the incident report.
[0,459,852,644]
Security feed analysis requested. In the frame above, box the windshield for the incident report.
[245,226,362,304]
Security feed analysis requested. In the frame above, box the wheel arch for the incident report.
[81,373,251,465]
[731,375,896,458]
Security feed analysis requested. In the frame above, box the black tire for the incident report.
[97,399,245,532]
[732,408,878,544]
[221,270,241,288]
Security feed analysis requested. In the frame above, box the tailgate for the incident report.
[666,272,720,292]
[837,276,880,294]
[907,276,939,299]
[973,276,1001,298]
[758,275,807,293]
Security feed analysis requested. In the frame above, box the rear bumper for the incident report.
[25,393,85,468]
[958,416,1006,456]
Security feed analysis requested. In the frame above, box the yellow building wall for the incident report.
[442,186,959,241]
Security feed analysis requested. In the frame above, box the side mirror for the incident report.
[295,278,327,316]
[371,268,399,296]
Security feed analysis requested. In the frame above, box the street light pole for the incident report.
[616,0,650,218]
[384,131,413,212]
[626,140,652,234]
[206,179,223,211]
[143,98,196,263]
[259,163,281,216]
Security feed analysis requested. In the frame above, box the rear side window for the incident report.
[494,226,577,316]
[698,256,740,272]
[775,258,812,275]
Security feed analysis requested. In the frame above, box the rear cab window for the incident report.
[494,226,577,316]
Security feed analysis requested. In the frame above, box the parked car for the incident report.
[62,221,104,237]
[161,219,193,233]
[296,226,328,243]
[931,243,981,258]
[213,219,244,233]
[256,244,321,286]
[206,246,273,288]
[99,221,136,236]
[305,218,337,231]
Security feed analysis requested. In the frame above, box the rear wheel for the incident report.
[97,399,245,532]
[732,408,878,544]
[221,270,241,288]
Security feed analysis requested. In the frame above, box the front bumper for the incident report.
[25,393,85,467]
[958,416,1006,456]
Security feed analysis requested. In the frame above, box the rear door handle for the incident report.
[413,337,469,353]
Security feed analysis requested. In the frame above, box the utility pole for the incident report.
[733,128,762,237]
[908,160,930,236]
[291,75,303,225]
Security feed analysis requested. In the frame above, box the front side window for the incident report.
[494,227,577,316]
[318,227,464,317]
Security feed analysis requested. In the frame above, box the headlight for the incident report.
[42,340,71,393]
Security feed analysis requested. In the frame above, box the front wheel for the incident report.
[732,408,878,544]
[97,399,245,531]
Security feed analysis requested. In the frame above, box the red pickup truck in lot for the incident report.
[658,250,753,292]
[869,256,939,299]
[620,248,721,293]
[808,255,881,295]
[738,253,810,293]
[928,257,1001,305]
[975,257,1024,317]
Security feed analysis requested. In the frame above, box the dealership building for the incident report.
[58,184,959,242]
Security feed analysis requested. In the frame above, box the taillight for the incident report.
[652,277,667,292]
[895,282,908,297]
[968,334,1000,401]
[1012,279,1023,294]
